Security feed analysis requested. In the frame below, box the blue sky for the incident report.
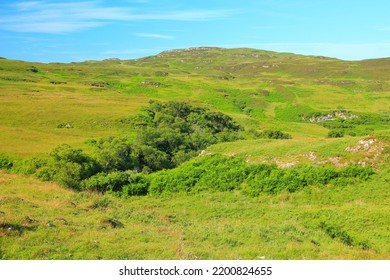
[1,0,390,62]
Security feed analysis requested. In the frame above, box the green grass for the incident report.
[0,47,389,259]
[1,167,389,259]
[1,48,389,157]
[207,137,361,163]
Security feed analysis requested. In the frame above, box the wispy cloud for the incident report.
[134,33,174,40]
[0,1,234,33]
[374,26,390,31]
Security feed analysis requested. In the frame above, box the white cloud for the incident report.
[13,1,42,11]
[374,26,390,31]
[134,33,174,40]
[5,21,104,33]
[0,1,234,33]
[127,10,234,21]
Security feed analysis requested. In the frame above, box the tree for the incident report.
[94,137,138,172]
[48,144,100,189]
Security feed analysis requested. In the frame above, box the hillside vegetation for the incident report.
[0,48,389,259]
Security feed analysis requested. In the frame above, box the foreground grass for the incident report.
[1,168,389,260]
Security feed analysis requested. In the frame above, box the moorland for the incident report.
[0,47,389,259]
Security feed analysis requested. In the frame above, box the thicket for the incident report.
[0,155,13,169]
[258,129,291,139]
[248,129,292,140]
[12,144,375,197]
[10,101,375,197]
[327,129,345,138]
[17,144,100,190]
[15,101,242,190]
[19,150,371,197]
[147,155,374,197]
[82,171,149,196]
[92,100,242,172]
[303,111,388,137]
[132,100,242,144]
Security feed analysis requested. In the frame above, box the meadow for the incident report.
[0,48,389,259]
[1,165,389,259]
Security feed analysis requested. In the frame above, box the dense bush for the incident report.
[82,171,131,192]
[16,157,49,176]
[12,148,375,197]
[304,111,386,138]
[133,100,242,152]
[148,155,245,194]
[320,221,354,246]
[320,121,353,130]
[148,155,374,197]
[17,144,101,190]
[7,100,376,197]
[258,130,291,139]
[49,144,101,190]
[81,170,149,195]
[121,174,149,197]
[13,101,244,190]
[92,137,137,172]
[327,129,344,138]
[89,101,243,173]
[134,144,174,171]
[0,155,13,169]
[340,164,374,180]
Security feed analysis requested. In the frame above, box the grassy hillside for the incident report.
[1,166,389,260]
[0,48,389,259]
[1,48,389,155]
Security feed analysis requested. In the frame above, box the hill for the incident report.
[0,47,389,155]
[0,48,389,259]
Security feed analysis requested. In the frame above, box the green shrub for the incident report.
[195,156,249,192]
[135,145,173,171]
[52,162,85,190]
[258,130,291,139]
[15,157,58,182]
[133,100,242,163]
[19,144,102,190]
[121,173,149,196]
[340,164,374,180]
[82,171,131,192]
[283,168,308,192]
[148,154,242,195]
[15,101,244,190]
[90,197,111,209]
[82,171,149,196]
[242,164,277,196]
[0,155,13,169]
[327,129,344,138]
[320,221,354,246]
[34,165,56,181]
[93,137,137,172]
[147,155,375,197]
[15,157,48,175]
[296,165,338,185]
